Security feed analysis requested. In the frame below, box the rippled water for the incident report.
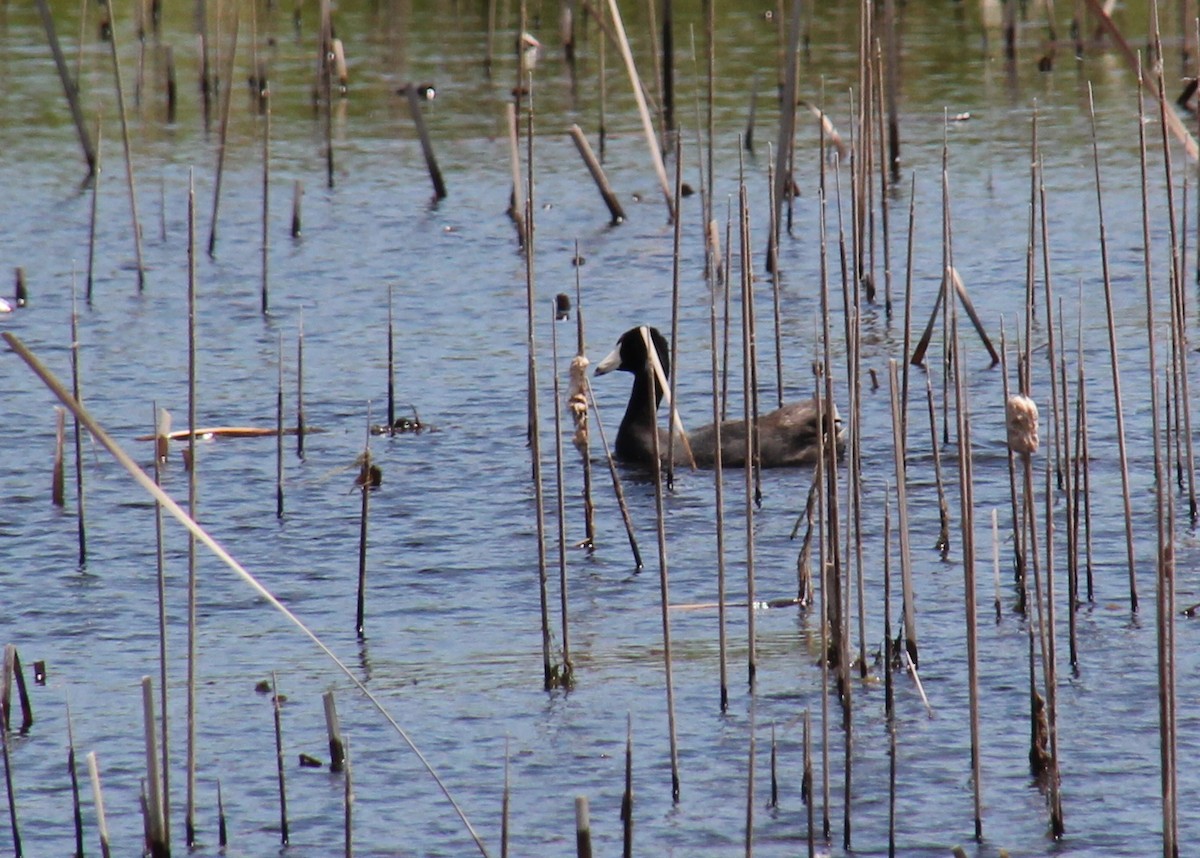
[2,1,1199,855]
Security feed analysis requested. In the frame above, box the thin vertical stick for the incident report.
[36,0,96,173]
[572,257,596,549]
[261,82,271,314]
[387,285,396,429]
[884,490,896,858]
[291,180,303,237]
[185,170,199,848]
[151,403,170,846]
[70,285,87,565]
[666,136,685,487]
[271,672,289,845]
[323,691,346,772]
[86,121,101,305]
[297,316,306,459]
[207,4,240,256]
[407,85,447,200]
[768,724,778,809]
[744,696,755,858]
[708,197,728,712]
[524,91,556,690]
[141,677,167,857]
[86,752,110,858]
[888,359,918,667]
[740,179,757,686]
[604,0,674,220]
[583,377,643,568]
[343,737,352,858]
[355,423,371,638]
[551,303,573,685]
[621,715,633,858]
[501,738,510,858]
[319,0,334,187]
[53,406,66,507]
[925,372,950,555]
[216,779,226,847]
[67,705,84,858]
[574,797,592,858]
[0,695,19,857]
[643,328,681,802]
[506,103,526,245]
[952,328,983,842]
[106,0,146,289]
[1086,83,1135,608]
[803,709,814,858]
[773,0,802,238]
[276,335,284,518]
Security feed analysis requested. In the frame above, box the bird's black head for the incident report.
[594,326,671,381]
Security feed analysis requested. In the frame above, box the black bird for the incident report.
[594,325,843,468]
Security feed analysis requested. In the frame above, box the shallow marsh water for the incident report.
[2,1,1200,855]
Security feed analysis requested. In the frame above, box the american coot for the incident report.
[594,325,844,468]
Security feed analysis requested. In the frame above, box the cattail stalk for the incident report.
[106,0,146,289]
[36,0,96,174]
[207,4,240,256]
[271,673,289,844]
[185,170,199,847]
[86,752,110,858]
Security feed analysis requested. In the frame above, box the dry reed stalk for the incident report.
[35,0,95,174]
[773,0,802,237]
[262,84,271,314]
[1076,353,1095,602]
[621,714,633,858]
[86,121,101,305]
[642,0,667,153]
[1139,34,1179,847]
[53,405,66,507]
[297,318,306,458]
[150,405,170,845]
[407,85,447,200]
[319,0,334,187]
[887,360,918,667]
[952,326,983,841]
[1037,164,1067,493]
[567,125,625,224]
[603,0,673,220]
[667,138,685,488]
[267,673,288,845]
[924,375,949,555]
[165,45,177,123]
[550,303,574,685]
[216,779,226,846]
[583,377,643,568]
[817,186,845,685]
[356,428,372,637]
[900,175,915,429]
[522,100,561,689]
[323,691,346,772]
[141,677,167,857]
[702,209,729,709]
[106,0,147,289]
[575,796,593,858]
[884,490,896,857]
[1042,458,1065,836]
[738,180,758,686]
[276,336,284,518]
[744,80,758,152]
[86,752,110,858]
[0,678,17,853]
[873,41,893,317]
[644,338,681,803]
[66,705,85,856]
[207,4,240,256]
[767,153,783,405]
[1086,84,1136,606]
[813,367,831,842]
[745,697,756,857]
[501,739,510,858]
[291,179,303,237]
[803,709,814,857]
[185,171,198,847]
[1154,62,1197,521]
[506,103,526,247]
[343,737,352,857]
[387,284,396,428]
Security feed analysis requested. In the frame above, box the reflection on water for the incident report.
[1,1,1197,855]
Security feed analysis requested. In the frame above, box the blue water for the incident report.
[2,1,1198,855]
